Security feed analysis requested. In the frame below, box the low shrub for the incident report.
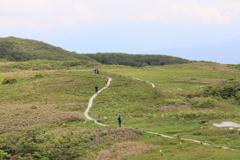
[34,73,44,78]
[165,98,187,106]
[190,97,216,108]
[0,150,10,159]
[173,110,235,119]
[2,76,17,84]
[203,80,240,100]
[30,106,37,109]
[100,130,109,136]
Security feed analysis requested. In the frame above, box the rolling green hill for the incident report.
[0,38,240,159]
[0,37,94,61]
[0,62,240,159]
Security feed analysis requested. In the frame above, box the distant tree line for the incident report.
[83,52,193,67]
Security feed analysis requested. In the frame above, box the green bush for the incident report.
[174,110,234,119]
[34,73,44,78]
[2,76,17,84]
[165,98,187,106]
[190,97,216,108]
[30,106,37,109]
[0,150,10,159]
[203,80,240,100]
[100,130,109,136]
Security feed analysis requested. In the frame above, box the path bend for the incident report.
[84,77,112,126]
[84,76,239,151]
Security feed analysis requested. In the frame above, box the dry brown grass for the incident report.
[154,105,192,112]
[95,141,158,160]
[74,128,143,147]
[2,70,55,79]
[0,62,14,65]
[56,102,86,111]
[174,77,224,84]
[168,63,239,71]
[0,103,85,133]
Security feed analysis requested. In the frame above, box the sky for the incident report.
[1,0,240,63]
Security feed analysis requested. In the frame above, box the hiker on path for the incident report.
[95,85,98,93]
[94,68,97,74]
[96,68,100,74]
[117,115,122,127]
[104,79,108,86]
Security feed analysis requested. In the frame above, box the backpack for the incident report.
[120,117,122,121]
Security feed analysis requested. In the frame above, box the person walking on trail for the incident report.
[104,79,108,86]
[117,115,122,127]
[94,68,97,74]
[96,68,100,74]
[95,85,98,93]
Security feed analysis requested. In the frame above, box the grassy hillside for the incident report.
[0,62,240,159]
[0,37,94,61]
[0,59,100,72]
[89,63,240,157]
[83,52,193,67]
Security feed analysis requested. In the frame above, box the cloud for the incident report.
[0,0,239,31]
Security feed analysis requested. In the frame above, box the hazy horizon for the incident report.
[1,0,240,64]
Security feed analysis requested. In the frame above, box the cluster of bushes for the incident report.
[189,97,216,108]
[173,110,235,119]
[202,80,240,101]
[1,71,44,85]
[165,97,216,108]
[165,98,187,106]
[0,128,143,159]
[1,76,17,84]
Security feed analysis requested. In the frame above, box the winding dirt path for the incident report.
[134,78,155,87]
[84,76,239,152]
[84,77,112,126]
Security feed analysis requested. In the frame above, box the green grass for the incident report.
[0,69,107,133]
[0,59,100,72]
[101,63,240,91]
[0,37,95,62]
[127,132,240,160]
[85,63,240,154]
[0,62,240,159]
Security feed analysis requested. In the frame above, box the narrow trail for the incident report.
[84,77,112,126]
[84,76,239,152]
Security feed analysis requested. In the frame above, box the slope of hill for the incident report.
[0,63,240,159]
[0,37,94,61]
[83,52,193,67]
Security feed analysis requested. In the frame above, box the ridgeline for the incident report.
[0,37,194,67]
[0,37,93,61]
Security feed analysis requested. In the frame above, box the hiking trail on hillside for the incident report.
[84,76,239,152]
[84,77,112,126]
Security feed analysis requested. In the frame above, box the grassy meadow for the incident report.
[0,61,240,159]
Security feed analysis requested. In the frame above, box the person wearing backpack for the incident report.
[117,115,122,127]
[95,85,98,93]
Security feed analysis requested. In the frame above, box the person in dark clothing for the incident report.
[95,85,98,93]
[117,115,122,127]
